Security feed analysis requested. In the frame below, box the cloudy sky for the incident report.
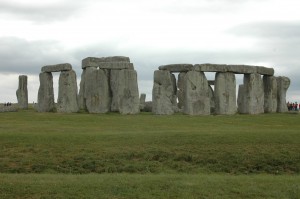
[1,0,300,103]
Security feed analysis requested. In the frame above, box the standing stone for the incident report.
[214,72,236,115]
[110,69,140,114]
[183,71,210,115]
[263,76,277,113]
[208,85,215,114]
[177,72,186,110]
[78,69,87,110]
[237,85,245,113]
[152,70,177,115]
[276,76,290,113]
[57,70,79,113]
[238,73,264,114]
[37,72,55,112]
[139,93,146,111]
[16,75,28,109]
[85,67,111,113]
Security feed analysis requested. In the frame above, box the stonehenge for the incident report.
[16,75,28,109]
[28,57,290,116]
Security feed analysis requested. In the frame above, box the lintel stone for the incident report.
[82,56,130,69]
[158,64,194,72]
[41,63,72,73]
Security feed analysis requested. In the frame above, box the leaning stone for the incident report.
[183,71,210,115]
[85,67,111,113]
[257,67,274,76]
[214,72,236,115]
[263,76,277,113]
[37,72,55,112]
[276,76,290,113]
[152,70,177,115]
[226,65,257,74]
[194,64,227,72]
[16,75,28,109]
[57,70,79,113]
[239,73,264,114]
[41,63,72,73]
[158,64,194,72]
[110,69,140,114]
[78,69,87,110]
[98,62,134,70]
[139,93,146,111]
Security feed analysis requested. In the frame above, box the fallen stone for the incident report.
[183,71,210,115]
[57,70,79,113]
[37,72,55,112]
[16,75,28,109]
[263,76,277,113]
[84,67,111,113]
[214,72,236,115]
[41,63,72,73]
[152,70,177,115]
[158,64,194,72]
[276,76,290,113]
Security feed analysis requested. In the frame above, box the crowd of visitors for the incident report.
[3,102,12,106]
[287,102,299,111]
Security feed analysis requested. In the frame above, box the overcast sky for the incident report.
[1,0,300,103]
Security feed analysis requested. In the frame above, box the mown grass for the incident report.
[0,109,300,198]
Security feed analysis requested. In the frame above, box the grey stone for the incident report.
[263,76,277,113]
[208,80,215,85]
[16,75,28,109]
[144,101,152,112]
[276,76,290,113]
[183,71,210,115]
[110,69,140,114]
[177,72,186,109]
[208,85,215,114]
[257,66,274,76]
[37,72,55,112]
[158,64,194,72]
[98,62,134,70]
[238,74,264,114]
[84,67,111,113]
[194,64,227,72]
[214,72,236,115]
[237,85,245,113]
[152,70,177,115]
[57,70,79,113]
[78,69,87,110]
[41,63,72,73]
[82,56,130,69]
[139,93,146,110]
[226,65,257,74]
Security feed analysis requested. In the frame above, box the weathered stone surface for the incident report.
[41,63,72,73]
[57,70,79,113]
[82,56,130,69]
[183,71,210,115]
[139,93,146,110]
[226,65,257,74]
[16,75,28,109]
[208,85,215,114]
[152,70,177,115]
[158,64,194,72]
[78,69,87,110]
[214,72,236,115]
[257,67,274,76]
[238,74,264,114]
[194,64,227,72]
[237,85,245,114]
[110,69,140,114]
[263,76,277,113]
[37,72,55,112]
[98,62,134,70]
[276,76,290,113]
[84,67,111,113]
[208,80,215,85]
[177,72,186,109]
[144,101,152,112]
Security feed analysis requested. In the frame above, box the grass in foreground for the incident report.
[1,173,300,199]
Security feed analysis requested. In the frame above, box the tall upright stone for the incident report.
[263,76,277,113]
[238,73,264,114]
[214,72,236,115]
[237,85,245,113]
[139,93,146,111]
[276,76,290,113]
[78,69,87,110]
[16,75,28,109]
[152,70,177,115]
[208,85,215,114]
[57,70,79,113]
[84,67,111,113]
[177,72,186,110]
[183,71,210,115]
[37,72,55,112]
[110,69,140,114]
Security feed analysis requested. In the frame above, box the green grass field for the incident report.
[0,109,300,198]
